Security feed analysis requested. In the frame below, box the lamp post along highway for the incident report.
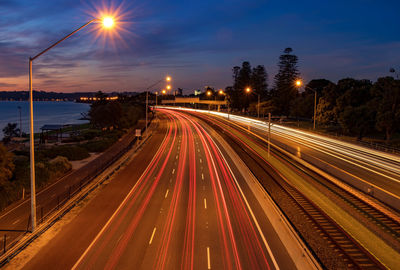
[295,80,317,130]
[245,87,260,117]
[28,16,115,232]
[145,76,171,138]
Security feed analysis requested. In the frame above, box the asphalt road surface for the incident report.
[21,109,296,270]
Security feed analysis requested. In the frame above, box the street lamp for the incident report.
[295,79,317,130]
[28,16,115,232]
[145,76,171,138]
[245,87,261,118]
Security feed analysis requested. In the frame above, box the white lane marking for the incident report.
[12,218,20,225]
[207,247,211,269]
[176,155,178,160]
[172,168,175,174]
[51,194,56,198]
[203,186,206,191]
[201,173,204,180]
[204,198,207,209]
[200,158,202,163]
[165,189,169,198]
[71,128,170,270]
[149,227,157,245]
[198,149,200,153]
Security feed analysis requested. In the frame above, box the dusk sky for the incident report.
[0,0,399,94]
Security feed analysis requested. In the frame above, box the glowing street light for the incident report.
[145,76,172,137]
[166,85,172,90]
[245,87,261,118]
[295,79,317,130]
[162,89,167,94]
[102,16,115,28]
[27,16,116,232]
[219,89,224,95]
[207,91,212,96]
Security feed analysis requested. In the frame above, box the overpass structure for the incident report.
[161,97,227,111]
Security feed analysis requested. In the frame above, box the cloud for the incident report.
[0,82,17,87]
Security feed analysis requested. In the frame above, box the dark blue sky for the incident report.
[0,0,399,93]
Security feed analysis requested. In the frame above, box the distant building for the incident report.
[194,89,201,96]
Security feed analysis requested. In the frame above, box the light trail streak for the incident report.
[193,116,271,269]
[164,107,400,182]
[84,114,178,269]
[155,112,188,270]
[72,114,175,270]
[175,110,274,269]
[181,115,197,270]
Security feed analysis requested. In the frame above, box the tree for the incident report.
[272,48,300,116]
[89,101,123,129]
[0,143,14,186]
[230,62,252,111]
[339,105,375,141]
[251,65,268,98]
[2,123,20,143]
[371,77,400,142]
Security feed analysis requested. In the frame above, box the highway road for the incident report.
[19,109,297,270]
[177,109,400,208]
[171,108,400,268]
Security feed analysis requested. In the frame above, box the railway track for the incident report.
[194,112,388,269]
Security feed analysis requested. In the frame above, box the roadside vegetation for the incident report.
[211,48,399,147]
[0,94,145,211]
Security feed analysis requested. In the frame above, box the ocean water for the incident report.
[0,101,90,139]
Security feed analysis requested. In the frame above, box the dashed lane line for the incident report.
[207,247,211,269]
[149,227,157,245]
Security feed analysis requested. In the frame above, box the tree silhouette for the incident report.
[2,123,20,142]
[272,47,300,116]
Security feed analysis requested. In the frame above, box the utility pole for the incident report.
[145,91,148,138]
[18,106,22,137]
[313,90,317,130]
[268,112,271,157]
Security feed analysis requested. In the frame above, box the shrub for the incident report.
[38,145,90,161]
[82,139,114,153]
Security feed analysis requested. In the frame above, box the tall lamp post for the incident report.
[295,80,317,130]
[245,87,260,118]
[145,76,171,137]
[28,16,115,232]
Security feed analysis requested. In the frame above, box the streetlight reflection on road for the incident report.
[28,15,116,232]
